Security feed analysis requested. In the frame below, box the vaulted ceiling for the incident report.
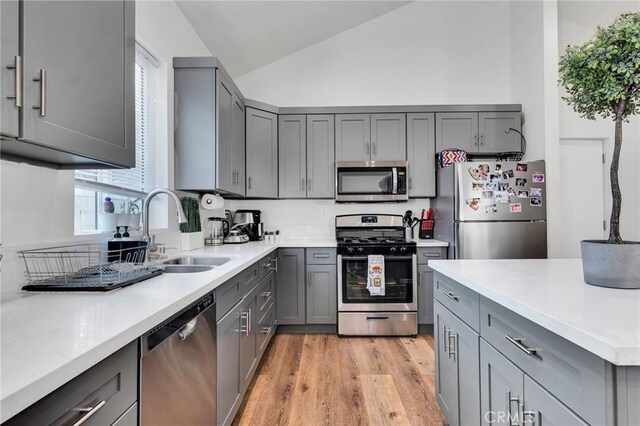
[175,1,411,77]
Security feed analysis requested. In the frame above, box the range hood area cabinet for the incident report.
[335,113,406,162]
[435,111,522,154]
[279,115,335,199]
[174,57,246,196]
[0,0,135,169]
[245,107,278,198]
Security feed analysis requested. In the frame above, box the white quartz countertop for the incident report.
[428,259,640,366]
[0,237,447,421]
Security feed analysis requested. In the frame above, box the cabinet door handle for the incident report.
[248,177,252,189]
[6,55,22,107]
[441,290,459,301]
[372,143,377,156]
[248,308,252,333]
[443,326,449,353]
[261,291,272,298]
[418,273,422,287]
[240,312,249,335]
[313,253,330,258]
[301,178,306,192]
[474,134,478,147]
[366,143,370,156]
[261,326,272,334]
[308,178,312,192]
[505,335,539,356]
[272,257,278,272]
[409,177,413,190]
[505,391,522,426]
[32,69,46,117]
[480,134,484,146]
[448,332,457,360]
[307,271,312,286]
[72,400,106,426]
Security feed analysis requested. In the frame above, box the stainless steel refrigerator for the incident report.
[432,160,547,259]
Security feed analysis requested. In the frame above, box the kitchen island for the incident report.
[428,259,640,425]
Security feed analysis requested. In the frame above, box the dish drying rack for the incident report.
[19,243,163,292]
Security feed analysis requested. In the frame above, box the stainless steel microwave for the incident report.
[335,161,409,202]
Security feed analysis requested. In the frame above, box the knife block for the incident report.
[419,220,434,239]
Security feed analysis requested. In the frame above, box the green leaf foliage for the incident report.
[559,12,640,121]
[180,197,201,233]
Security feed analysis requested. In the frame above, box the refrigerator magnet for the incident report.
[530,197,543,207]
[499,182,510,191]
[495,192,509,203]
[485,203,498,213]
[472,182,484,191]
[482,190,495,199]
[468,167,482,181]
[504,169,515,178]
[495,164,502,172]
[485,182,498,191]
[479,164,490,174]
[517,190,529,198]
[507,188,517,199]
[490,174,501,183]
[532,173,545,183]
[516,163,528,172]
[530,188,542,197]
[509,203,522,213]
[466,198,480,211]
[516,178,527,187]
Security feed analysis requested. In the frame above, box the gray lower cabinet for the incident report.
[417,264,434,324]
[0,0,19,139]
[246,107,278,198]
[279,115,307,198]
[306,264,337,324]
[112,403,138,426]
[174,58,245,195]
[370,113,406,161]
[239,293,258,394]
[306,115,335,198]
[407,113,436,197]
[435,112,522,154]
[1,0,135,168]
[216,301,243,426]
[276,248,306,325]
[4,341,138,426]
[480,339,587,426]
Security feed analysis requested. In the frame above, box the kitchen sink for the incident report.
[162,265,213,274]
[163,256,234,266]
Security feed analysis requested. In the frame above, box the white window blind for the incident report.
[75,43,161,197]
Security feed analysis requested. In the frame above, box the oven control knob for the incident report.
[400,246,407,253]
[347,247,355,253]
[390,246,398,253]
[357,247,364,253]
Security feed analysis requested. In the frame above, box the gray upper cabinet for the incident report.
[1,0,19,139]
[479,112,521,153]
[435,112,478,153]
[1,0,135,168]
[407,113,436,197]
[306,115,335,198]
[246,107,277,198]
[276,248,306,325]
[279,115,306,198]
[436,112,522,154]
[174,58,246,195]
[335,114,371,161]
[370,113,406,161]
[306,264,337,324]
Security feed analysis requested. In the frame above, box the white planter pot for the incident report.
[581,240,640,289]
[181,231,203,251]
[98,213,119,232]
[128,213,141,230]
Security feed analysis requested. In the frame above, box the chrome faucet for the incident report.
[142,189,188,252]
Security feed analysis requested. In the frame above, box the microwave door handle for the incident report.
[392,168,398,194]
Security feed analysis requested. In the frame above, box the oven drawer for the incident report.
[338,312,417,336]
[306,248,336,265]
[433,272,480,332]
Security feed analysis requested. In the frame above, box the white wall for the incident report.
[0,1,211,296]
[556,1,640,249]
[235,1,513,107]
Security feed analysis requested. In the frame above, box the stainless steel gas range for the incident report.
[336,214,417,336]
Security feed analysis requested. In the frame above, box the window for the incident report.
[74,43,162,234]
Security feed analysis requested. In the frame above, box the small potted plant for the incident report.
[559,12,640,288]
[180,196,203,251]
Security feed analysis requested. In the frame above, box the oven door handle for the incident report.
[392,167,398,194]
[340,255,415,261]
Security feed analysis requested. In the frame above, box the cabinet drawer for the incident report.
[257,271,275,316]
[216,274,243,321]
[5,341,137,426]
[242,262,260,293]
[306,248,336,264]
[433,272,480,332]
[258,252,277,281]
[480,297,609,426]
[417,247,446,264]
[258,303,275,356]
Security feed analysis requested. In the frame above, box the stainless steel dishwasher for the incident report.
[140,292,216,425]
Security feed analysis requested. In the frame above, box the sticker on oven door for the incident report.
[532,173,545,183]
[485,203,498,213]
[515,178,527,187]
[530,197,543,207]
[509,203,522,213]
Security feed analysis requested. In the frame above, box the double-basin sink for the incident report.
[162,256,234,273]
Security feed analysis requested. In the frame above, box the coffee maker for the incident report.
[232,210,263,241]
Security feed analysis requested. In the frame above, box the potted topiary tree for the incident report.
[559,12,640,288]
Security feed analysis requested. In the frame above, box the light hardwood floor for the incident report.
[233,333,446,426]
